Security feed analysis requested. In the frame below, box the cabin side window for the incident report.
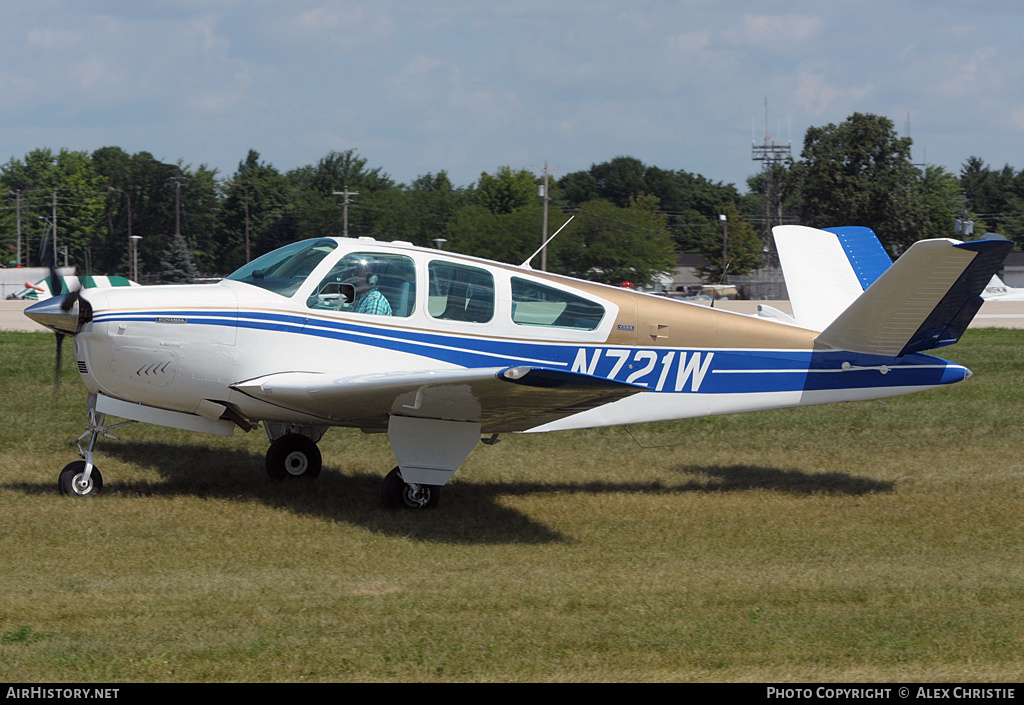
[510,277,605,331]
[306,252,417,318]
[428,261,495,324]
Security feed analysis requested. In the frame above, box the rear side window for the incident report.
[511,277,605,331]
[428,261,495,323]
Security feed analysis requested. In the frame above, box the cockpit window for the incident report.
[511,277,605,330]
[306,252,416,318]
[226,239,337,297]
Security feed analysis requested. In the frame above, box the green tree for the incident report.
[0,148,105,271]
[361,171,470,247]
[958,157,1024,245]
[157,231,198,283]
[476,166,536,215]
[286,149,397,242]
[446,204,551,265]
[690,204,762,282]
[299,149,395,196]
[553,197,677,287]
[94,148,202,278]
[914,165,961,241]
[794,113,923,254]
[218,150,292,271]
[180,163,221,273]
[557,156,740,251]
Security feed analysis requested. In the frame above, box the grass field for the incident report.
[1,329,1022,682]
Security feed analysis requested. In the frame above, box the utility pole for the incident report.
[109,187,133,277]
[532,163,559,271]
[333,187,359,238]
[169,175,189,239]
[9,190,21,267]
[720,214,728,279]
[52,189,58,268]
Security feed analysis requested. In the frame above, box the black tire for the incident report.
[58,460,103,496]
[381,466,440,510]
[265,434,322,480]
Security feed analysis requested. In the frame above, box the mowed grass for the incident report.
[0,329,1022,682]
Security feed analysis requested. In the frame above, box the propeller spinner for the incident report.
[24,264,91,390]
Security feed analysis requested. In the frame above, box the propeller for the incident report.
[43,253,82,394]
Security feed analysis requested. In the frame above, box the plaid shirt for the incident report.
[353,288,392,316]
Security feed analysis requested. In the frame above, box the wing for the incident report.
[231,366,645,433]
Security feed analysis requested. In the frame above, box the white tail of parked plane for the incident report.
[983,273,1024,301]
[773,225,1012,356]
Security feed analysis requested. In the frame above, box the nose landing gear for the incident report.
[59,403,134,497]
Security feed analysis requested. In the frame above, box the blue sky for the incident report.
[2,1,1022,192]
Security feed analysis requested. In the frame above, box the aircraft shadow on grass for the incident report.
[10,440,892,545]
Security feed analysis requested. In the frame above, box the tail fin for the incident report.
[774,225,1012,356]
[773,225,892,331]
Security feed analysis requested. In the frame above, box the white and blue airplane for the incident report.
[25,225,1011,509]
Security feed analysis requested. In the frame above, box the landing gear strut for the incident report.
[381,466,440,510]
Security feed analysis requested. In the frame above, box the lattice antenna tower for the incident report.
[751,98,792,263]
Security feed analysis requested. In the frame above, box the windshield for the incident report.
[226,239,337,297]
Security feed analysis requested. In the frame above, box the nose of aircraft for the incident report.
[24,293,90,335]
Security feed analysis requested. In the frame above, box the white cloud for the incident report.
[1,2,1024,190]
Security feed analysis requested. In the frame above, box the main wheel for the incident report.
[58,460,103,496]
[266,434,322,480]
[381,466,441,510]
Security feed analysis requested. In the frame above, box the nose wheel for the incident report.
[265,433,322,480]
[59,460,103,496]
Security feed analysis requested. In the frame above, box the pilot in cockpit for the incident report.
[343,260,393,316]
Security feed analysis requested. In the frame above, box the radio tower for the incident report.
[751,97,792,264]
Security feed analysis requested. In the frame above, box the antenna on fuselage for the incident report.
[521,215,575,269]
[711,261,731,309]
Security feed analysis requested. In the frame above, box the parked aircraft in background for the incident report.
[6,274,138,301]
[982,274,1024,301]
[25,226,1010,510]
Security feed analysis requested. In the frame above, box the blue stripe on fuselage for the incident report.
[90,308,963,394]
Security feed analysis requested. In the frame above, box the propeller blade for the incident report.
[48,261,62,299]
[53,332,65,403]
[60,287,80,313]
[40,248,81,396]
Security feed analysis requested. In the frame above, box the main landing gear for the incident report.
[262,423,446,510]
[381,466,440,510]
[265,433,322,480]
[264,437,441,509]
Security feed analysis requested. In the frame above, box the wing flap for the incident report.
[232,366,644,433]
